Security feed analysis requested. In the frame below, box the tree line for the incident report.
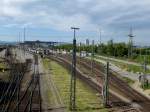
[54,40,150,59]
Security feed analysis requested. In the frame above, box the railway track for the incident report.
[48,56,129,109]
[49,54,150,112]
[0,63,26,112]
[12,57,41,112]
[0,54,42,112]
[78,56,150,112]
[45,70,65,111]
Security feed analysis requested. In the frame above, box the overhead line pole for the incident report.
[99,29,102,54]
[23,27,26,59]
[91,40,94,75]
[70,27,80,111]
[103,62,109,107]
[79,42,81,66]
[99,29,101,45]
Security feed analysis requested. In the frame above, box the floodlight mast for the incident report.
[70,27,80,111]
[71,27,80,40]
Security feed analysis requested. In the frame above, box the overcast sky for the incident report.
[0,0,150,44]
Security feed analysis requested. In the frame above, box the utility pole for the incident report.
[18,32,21,61]
[70,27,80,111]
[23,28,26,57]
[99,29,102,45]
[103,62,109,107]
[141,56,147,88]
[19,32,21,46]
[144,56,147,73]
[128,27,134,58]
[86,39,89,56]
[79,42,81,66]
[99,29,102,54]
[24,27,26,43]
[91,40,94,74]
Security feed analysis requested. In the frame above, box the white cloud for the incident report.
[0,0,150,40]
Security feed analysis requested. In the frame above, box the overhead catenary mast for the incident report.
[23,28,26,57]
[103,62,109,107]
[99,29,102,45]
[91,40,94,75]
[70,27,80,111]
[24,27,26,43]
[99,29,102,54]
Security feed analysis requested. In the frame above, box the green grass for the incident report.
[0,58,6,68]
[0,58,9,81]
[43,58,108,112]
[113,61,150,74]
[96,54,150,65]
[122,77,135,85]
[141,82,150,90]
[94,56,150,74]
[129,55,150,65]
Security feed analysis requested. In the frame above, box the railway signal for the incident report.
[70,27,80,111]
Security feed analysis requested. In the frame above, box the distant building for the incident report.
[23,40,61,48]
[86,39,89,46]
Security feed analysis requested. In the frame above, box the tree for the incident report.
[107,39,114,56]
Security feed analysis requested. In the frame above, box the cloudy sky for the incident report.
[0,0,150,44]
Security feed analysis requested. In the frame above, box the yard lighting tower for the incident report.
[70,27,80,111]
[128,27,135,58]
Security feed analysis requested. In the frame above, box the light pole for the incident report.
[99,29,102,54]
[91,40,94,75]
[103,61,109,107]
[23,27,26,59]
[70,27,80,111]
[99,29,102,45]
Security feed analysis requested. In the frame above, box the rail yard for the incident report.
[0,43,149,112]
[1,0,150,112]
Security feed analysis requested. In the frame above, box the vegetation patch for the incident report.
[122,77,135,85]
[94,56,150,74]
[43,58,108,112]
[0,58,9,81]
[141,83,150,90]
